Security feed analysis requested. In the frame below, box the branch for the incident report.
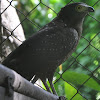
[0,64,59,100]
[0,86,36,100]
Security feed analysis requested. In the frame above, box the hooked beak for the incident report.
[88,6,94,12]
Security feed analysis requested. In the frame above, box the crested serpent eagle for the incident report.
[2,2,94,95]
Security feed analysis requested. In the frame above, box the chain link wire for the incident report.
[1,0,100,99]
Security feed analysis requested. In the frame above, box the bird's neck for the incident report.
[56,16,84,37]
[71,18,84,37]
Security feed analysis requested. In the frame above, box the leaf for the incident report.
[62,71,100,91]
[64,82,85,100]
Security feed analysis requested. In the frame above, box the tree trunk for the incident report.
[0,0,25,62]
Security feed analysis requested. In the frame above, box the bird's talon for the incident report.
[58,96,66,100]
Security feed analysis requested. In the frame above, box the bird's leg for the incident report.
[48,78,57,95]
[42,79,51,93]
[30,75,38,84]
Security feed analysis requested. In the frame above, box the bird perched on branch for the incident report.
[2,2,94,95]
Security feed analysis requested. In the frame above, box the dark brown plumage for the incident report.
[2,2,94,95]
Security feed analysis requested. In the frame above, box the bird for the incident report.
[2,2,94,95]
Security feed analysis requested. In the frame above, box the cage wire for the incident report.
[0,0,100,100]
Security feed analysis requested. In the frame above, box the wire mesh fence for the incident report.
[1,0,100,100]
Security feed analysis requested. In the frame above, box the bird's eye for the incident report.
[75,5,83,12]
[77,6,82,9]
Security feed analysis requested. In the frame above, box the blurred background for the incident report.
[1,0,100,100]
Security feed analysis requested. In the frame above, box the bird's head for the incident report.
[58,2,94,35]
[58,2,94,24]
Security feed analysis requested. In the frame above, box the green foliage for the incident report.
[62,71,100,91]
[64,82,85,100]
